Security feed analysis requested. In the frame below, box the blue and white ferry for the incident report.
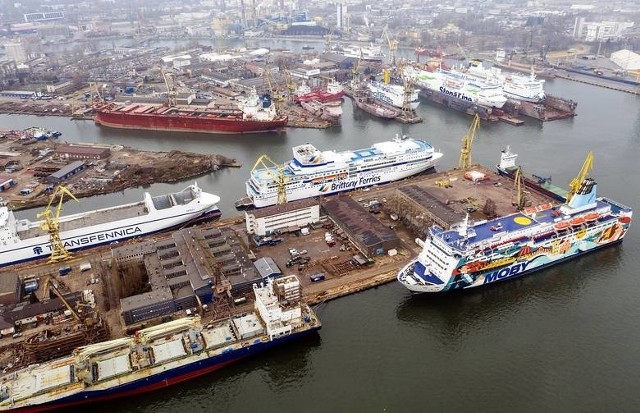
[247,135,443,208]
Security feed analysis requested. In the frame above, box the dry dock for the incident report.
[0,164,563,369]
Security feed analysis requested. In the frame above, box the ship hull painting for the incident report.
[3,329,317,413]
[398,179,632,293]
[0,184,221,267]
[94,111,288,134]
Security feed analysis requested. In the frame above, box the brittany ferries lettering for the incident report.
[246,135,443,208]
[398,151,632,294]
[329,175,382,192]
[0,183,221,267]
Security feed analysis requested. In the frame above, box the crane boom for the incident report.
[38,185,79,263]
[458,114,480,170]
[567,151,594,202]
[41,277,82,323]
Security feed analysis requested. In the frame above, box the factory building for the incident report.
[323,197,400,257]
[116,226,260,326]
[45,161,86,184]
[245,198,320,236]
[54,145,111,160]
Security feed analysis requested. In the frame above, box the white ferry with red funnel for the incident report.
[398,155,632,293]
[0,183,221,267]
[0,275,321,412]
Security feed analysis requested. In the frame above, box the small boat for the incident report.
[584,212,599,222]
[302,45,314,50]
[569,217,585,226]
[554,221,570,231]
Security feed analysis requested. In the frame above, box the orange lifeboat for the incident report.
[554,221,570,231]
[584,212,599,222]
[619,216,632,224]
[569,217,585,226]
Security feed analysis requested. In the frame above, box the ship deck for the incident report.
[440,198,620,251]
[20,201,148,240]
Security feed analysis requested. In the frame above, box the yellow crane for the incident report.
[251,154,288,205]
[513,166,530,210]
[162,70,178,107]
[262,65,283,104]
[381,25,399,66]
[458,114,481,170]
[566,151,594,203]
[41,277,83,324]
[37,185,78,263]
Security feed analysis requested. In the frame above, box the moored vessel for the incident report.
[246,135,443,208]
[0,183,221,267]
[465,59,546,103]
[398,153,632,293]
[0,275,321,412]
[294,79,344,103]
[404,65,508,108]
[353,93,401,119]
[93,88,288,134]
[496,146,568,201]
[366,81,420,110]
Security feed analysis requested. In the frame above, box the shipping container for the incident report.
[58,266,72,276]
[79,262,92,272]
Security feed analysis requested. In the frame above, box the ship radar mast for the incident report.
[37,185,79,263]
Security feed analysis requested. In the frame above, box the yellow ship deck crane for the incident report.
[251,154,288,205]
[37,185,78,263]
[566,151,594,203]
[458,114,481,170]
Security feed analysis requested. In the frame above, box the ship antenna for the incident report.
[457,213,470,237]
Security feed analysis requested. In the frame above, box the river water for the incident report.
[2,60,640,412]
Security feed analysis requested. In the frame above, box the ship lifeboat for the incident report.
[523,207,536,215]
[584,212,599,222]
[619,216,632,224]
[569,217,585,226]
[554,221,570,231]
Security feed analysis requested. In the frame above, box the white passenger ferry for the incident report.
[0,183,221,266]
[366,81,420,110]
[404,66,508,108]
[246,136,443,208]
[465,59,546,103]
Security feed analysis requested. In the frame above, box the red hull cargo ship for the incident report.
[94,89,288,134]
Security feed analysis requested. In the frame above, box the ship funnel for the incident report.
[499,146,518,170]
[567,178,597,210]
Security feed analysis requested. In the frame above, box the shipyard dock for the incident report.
[0,161,566,371]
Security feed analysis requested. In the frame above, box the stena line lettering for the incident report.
[439,86,473,102]
[483,261,531,284]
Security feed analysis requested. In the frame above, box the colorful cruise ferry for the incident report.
[398,163,632,293]
[246,135,443,208]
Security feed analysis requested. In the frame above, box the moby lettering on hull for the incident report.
[483,261,532,284]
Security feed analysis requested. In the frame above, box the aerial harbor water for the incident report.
[1,75,639,412]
